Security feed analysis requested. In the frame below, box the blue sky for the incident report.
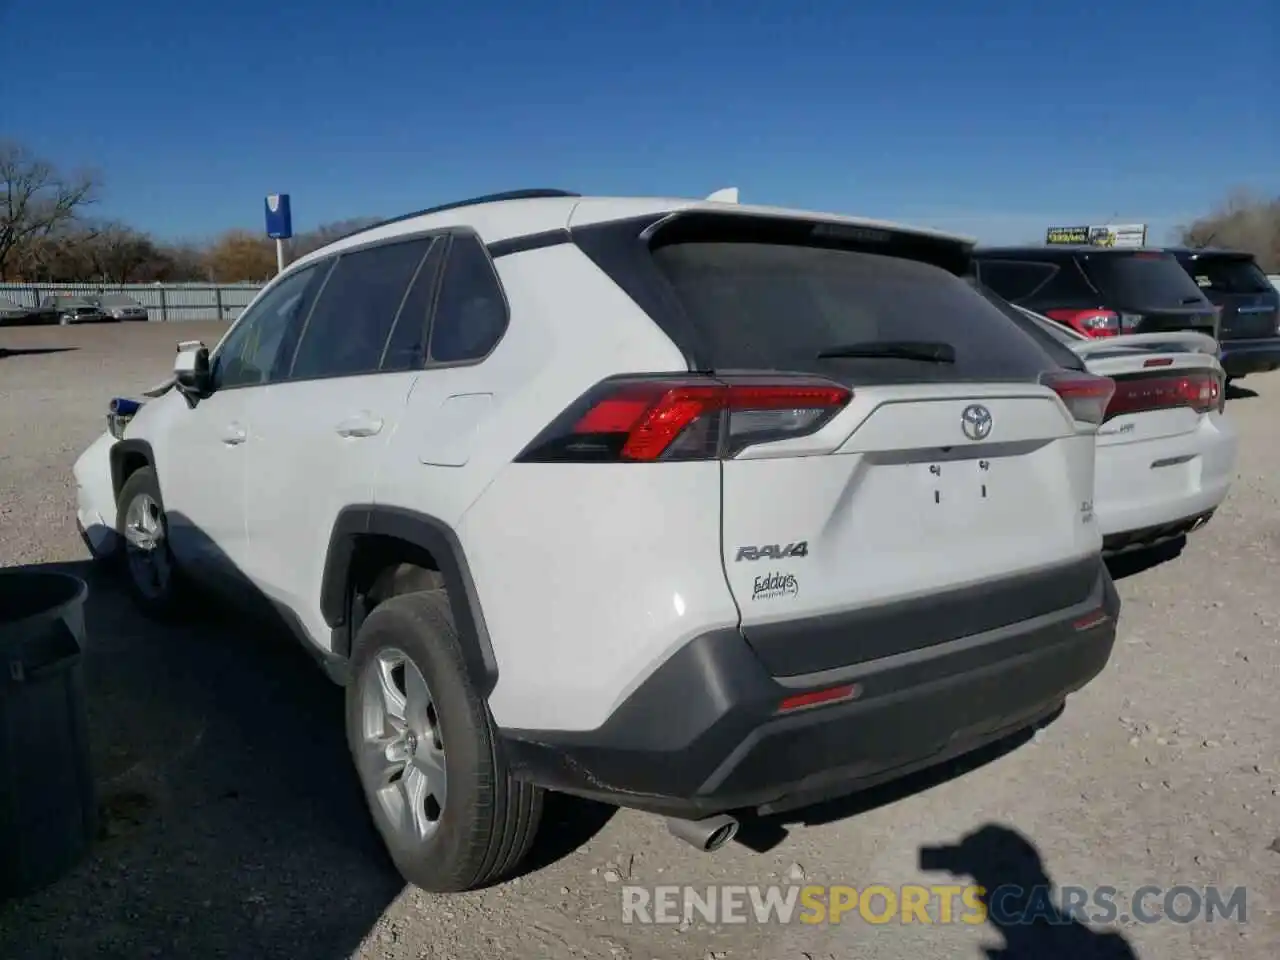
[6,0,1276,245]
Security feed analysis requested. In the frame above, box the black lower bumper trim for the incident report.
[1219,338,1280,377]
[500,559,1120,818]
[1102,509,1215,555]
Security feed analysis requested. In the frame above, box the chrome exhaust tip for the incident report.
[666,814,739,852]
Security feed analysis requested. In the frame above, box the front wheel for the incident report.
[115,466,187,619]
[346,589,543,892]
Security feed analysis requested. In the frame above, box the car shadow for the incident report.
[0,347,79,358]
[0,529,617,957]
[1104,537,1186,581]
[1225,382,1258,400]
[734,706,1063,853]
[0,558,402,959]
[917,823,1140,958]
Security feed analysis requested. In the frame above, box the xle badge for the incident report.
[736,542,808,562]
[752,572,799,601]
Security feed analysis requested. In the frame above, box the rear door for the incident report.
[647,223,1108,677]
[1076,251,1220,337]
[1176,252,1279,341]
[245,235,441,646]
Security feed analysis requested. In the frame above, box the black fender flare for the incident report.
[320,505,499,697]
[109,439,156,501]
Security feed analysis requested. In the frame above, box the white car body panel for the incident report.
[73,429,119,553]
[1015,308,1238,548]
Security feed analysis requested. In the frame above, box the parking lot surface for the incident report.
[1,321,1277,960]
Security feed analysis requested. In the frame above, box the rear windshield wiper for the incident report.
[1181,296,1205,304]
[817,340,957,363]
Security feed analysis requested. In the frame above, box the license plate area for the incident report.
[915,456,1003,530]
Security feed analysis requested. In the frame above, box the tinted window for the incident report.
[963,277,1085,370]
[1078,252,1210,308]
[976,260,1056,301]
[429,235,508,363]
[214,265,322,389]
[381,238,445,372]
[289,238,432,380]
[1179,255,1273,295]
[650,241,1064,385]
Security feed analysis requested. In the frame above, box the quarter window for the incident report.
[428,235,508,364]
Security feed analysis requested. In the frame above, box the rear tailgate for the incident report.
[1178,253,1280,340]
[1078,251,1219,336]
[647,221,1107,677]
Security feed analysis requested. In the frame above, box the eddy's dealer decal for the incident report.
[752,572,799,601]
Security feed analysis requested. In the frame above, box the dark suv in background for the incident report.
[972,246,1220,343]
[1170,248,1280,379]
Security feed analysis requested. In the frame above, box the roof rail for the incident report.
[335,189,580,244]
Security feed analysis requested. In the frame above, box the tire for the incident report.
[115,466,187,619]
[345,589,543,892]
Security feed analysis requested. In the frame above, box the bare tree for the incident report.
[1177,188,1280,272]
[0,140,100,280]
[288,216,382,259]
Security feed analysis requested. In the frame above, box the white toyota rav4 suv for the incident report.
[73,189,1122,892]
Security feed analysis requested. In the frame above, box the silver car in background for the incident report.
[95,293,149,322]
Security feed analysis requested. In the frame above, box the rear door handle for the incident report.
[334,413,384,438]
[221,422,247,445]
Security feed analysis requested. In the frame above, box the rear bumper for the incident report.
[1218,338,1280,377]
[1094,414,1237,547]
[499,558,1119,819]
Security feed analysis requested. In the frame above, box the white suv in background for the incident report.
[73,189,1122,892]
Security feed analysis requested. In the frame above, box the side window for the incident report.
[380,237,446,372]
[428,234,509,364]
[288,237,432,381]
[212,264,323,390]
[976,260,1056,302]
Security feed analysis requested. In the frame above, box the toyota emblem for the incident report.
[961,404,993,441]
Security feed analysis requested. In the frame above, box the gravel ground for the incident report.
[0,321,1277,960]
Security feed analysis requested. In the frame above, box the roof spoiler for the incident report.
[704,187,739,203]
[1069,331,1221,359]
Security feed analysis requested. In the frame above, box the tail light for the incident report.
[1105,370,1222,419]
[1045,309,1121,338]
[516,375,853,462]
[1040,371,1116,425]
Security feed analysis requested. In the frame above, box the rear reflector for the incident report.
[1046,308,1121,338]
[1073,609,1111,632]
[777,684,860,713]
[1040,371,1116,426]
[518,375,853,462]
[1105,370,1222,419]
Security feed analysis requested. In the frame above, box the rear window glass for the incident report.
[1079,253,1209,308]
[1179,256,1273,295]
[964,278,1085,371]
[975,259,1057,302]
[649,241,1066,384]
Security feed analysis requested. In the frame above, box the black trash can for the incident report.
[0,570,97,899]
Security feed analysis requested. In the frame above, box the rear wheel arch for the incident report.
[321,506,498,697]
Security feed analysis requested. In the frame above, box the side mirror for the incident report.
[173,341,211,398]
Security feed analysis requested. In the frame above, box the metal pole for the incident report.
[276,238,286,275]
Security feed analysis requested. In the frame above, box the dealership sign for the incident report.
[1046,223,1147,248]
